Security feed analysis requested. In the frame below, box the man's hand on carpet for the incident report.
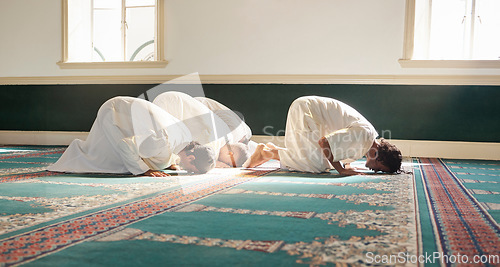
[338,169,361,176]
[344,164,369,171]
[166,164,181,170]
[143,170,170,177]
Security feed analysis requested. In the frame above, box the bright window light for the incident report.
[67,0,157,62]
[413,0,500,60]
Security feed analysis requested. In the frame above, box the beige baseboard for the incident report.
[0,131,498,160]
[2,74,500,85]
[388,139,500,160]
[0,131,89,146]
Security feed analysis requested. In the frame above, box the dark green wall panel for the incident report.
[0,85,150,131]
[203,84,500,142]
[1,84,498,142]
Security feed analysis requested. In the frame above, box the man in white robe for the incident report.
[244,96,402,175]
[195,96,258,155]
[47,97,215,176]
[194,96,252,144]
[153,92,250,167]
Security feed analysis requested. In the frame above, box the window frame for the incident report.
[57,0,167,69]
[399,0,500,68]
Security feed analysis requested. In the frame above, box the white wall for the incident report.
[0,0,499,78]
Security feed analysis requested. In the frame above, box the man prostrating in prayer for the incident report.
[244,96,402,175]
[195,96,252,144]
[47,96,215,176]
[153,91,250,168]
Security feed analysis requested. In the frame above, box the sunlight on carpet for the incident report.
[1,145,499,266]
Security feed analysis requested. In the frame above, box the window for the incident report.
[59,0,166,68]
[400,0,500,68]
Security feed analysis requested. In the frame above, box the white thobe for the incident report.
[47,97,192,175]
[195,97,252,143]
[153,92,231,159]
[278,96,378,173]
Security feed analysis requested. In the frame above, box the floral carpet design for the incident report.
[0,146,498,266]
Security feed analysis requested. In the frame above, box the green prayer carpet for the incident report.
[0,146,499,266]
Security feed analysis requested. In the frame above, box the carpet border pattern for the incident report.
[0,169,275,266]
[419,158,500,264]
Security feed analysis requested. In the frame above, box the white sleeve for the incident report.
[154,92,220,146]
[117,137,151,175]
[325,126,376,162]
[195,97,252,142]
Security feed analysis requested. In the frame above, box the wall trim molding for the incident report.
[56,61,169,69]
[399,59,500,69]
[1,74,500,86]
[1,131,499,160]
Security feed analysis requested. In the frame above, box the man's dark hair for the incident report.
[228,143,250,167]
[377,139,402,173]
[183,141,216,174]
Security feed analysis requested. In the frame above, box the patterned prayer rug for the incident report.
[415,158,500,266]
[0,146,499,266]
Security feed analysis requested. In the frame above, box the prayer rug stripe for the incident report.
[0,149,65,160]
[0,169,275,266]
[0,171,62,184]
[419,158,500,261]
[0,147,65,184]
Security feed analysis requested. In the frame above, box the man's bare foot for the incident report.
[265,142,285,150]
[216,161,231,168]
[243,143,275,168]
